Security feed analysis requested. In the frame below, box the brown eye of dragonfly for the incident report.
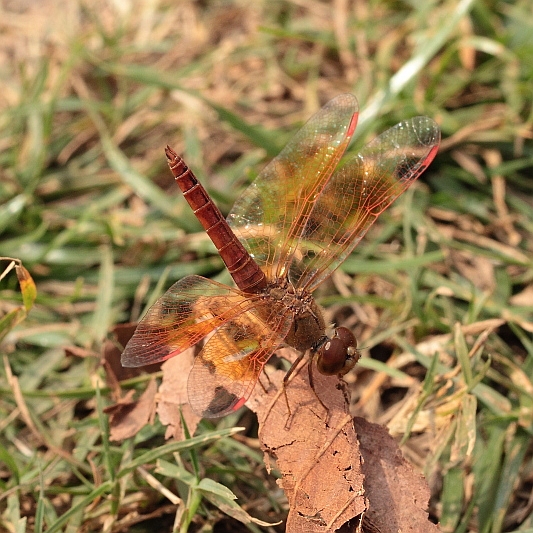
[316,326,360,376]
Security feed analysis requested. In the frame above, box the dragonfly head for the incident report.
[315,326,360,376]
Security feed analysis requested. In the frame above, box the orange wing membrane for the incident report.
[187,303,293,416]
[228,93,359,282]
[121,93,441,418]
[121,276,264,367]
[228,101,440,292]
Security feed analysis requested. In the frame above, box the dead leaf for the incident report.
[157,347,201,440]
[108,335,440,532]
[107,378,157,441]
[355,417,440,533]
[102,322,163,400]
[105,325,200,441]
[102,323,142,401]
[105,323,164,437]
[103,323,162,381]
[247,348,366,532]
[0,258,37,344]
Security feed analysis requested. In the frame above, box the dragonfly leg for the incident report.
[307,360,330,422]
[281,351,307,422]
[258,371,271,394]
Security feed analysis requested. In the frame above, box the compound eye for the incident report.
[316,327,360,376]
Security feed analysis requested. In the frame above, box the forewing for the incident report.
[187,302,293,417]
[294,116,441,291]
[228,94,358,282]
[121,275,262,367]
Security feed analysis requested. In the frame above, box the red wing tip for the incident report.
[347,111,358,137]
[121,345,180,368]
[421,141,440,170]
[198,394,247,418]
[232,397,247,412]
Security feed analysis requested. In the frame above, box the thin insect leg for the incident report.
[262,369,273,387]
[258,375,269,394]
[307,360,330,421]
[258,366,275,393]
[282,351,307,419]
[283,351,307,384]
[261,351,309,429]
[337,379,351,408]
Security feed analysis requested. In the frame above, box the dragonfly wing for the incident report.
[228,94,358,282]
[121,275,262,367]
[293,116,441,291]
[187,304,293,417]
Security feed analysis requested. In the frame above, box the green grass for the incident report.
[1,0,533,531]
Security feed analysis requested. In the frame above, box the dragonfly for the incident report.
[121,94,440,418]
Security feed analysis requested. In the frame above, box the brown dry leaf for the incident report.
[106,333,440,532]
[103,322,162,384]
[157,347,201,440]
[355,417,440,533]
[105,325,200,440]
[247,348,366,533]
[107,378,157,441]
[105,322,163,435]
[103,324,141,396]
